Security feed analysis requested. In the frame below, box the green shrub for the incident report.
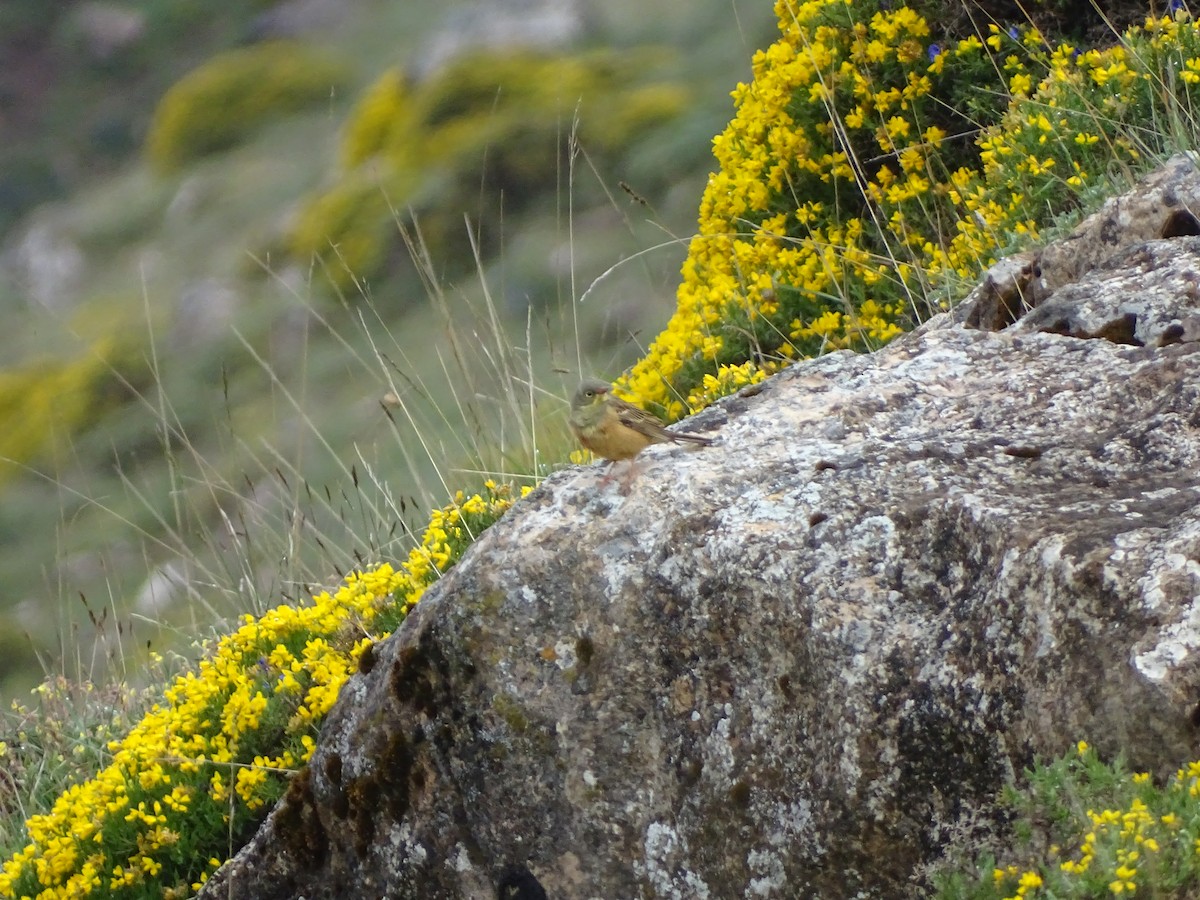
[287,171,399,286]
[145,41,348,173]
[936,742,1200,898]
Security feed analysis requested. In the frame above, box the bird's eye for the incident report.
[585,390,594,398]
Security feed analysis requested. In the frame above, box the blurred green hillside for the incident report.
[0,0,776,699]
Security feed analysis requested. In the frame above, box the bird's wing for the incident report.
[614,400,673,441]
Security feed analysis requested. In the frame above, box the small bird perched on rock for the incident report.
[569,378,714,471]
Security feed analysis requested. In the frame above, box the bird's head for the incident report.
[572,378,612,411]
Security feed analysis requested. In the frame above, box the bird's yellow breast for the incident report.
[573,415,654,461]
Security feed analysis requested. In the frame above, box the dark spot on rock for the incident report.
[497,864,548,900]
[1161,208,1200,238]
[1002,445,1043,459]
[808,511,828,527]
[330,790,349,820]
[410,762,428,793]
[815,460,838,472]
[391,645,440,717]
[348,779,377,857]
[1190,702,1200,729]
[575,634,595,668]
[324,754,348,819]
[275,767,328,871]
[1160,323,1186,347]
[382,730,415,821]
[1100,216,1121,246]
[777,674,794,700]
[324,753,342,785]
[729,780,751,807]
[895,683,1008,856]
[679,757,704,787]
[1091,313,1142,346]
[358,641,377,674]
[1040,317,1075,337]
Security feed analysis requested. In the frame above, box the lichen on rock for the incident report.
[200,157,1200,899]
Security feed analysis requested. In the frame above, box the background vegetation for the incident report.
[2,0,1198,897]
[0,0,777,699]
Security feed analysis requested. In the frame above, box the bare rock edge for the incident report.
[200,155,1200,899]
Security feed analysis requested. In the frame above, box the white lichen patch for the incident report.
[638,822,710,900]
[449,843,473,872]
[747,848,787,895]
[552,638,577,670]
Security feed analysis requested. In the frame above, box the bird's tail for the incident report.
[671,432,714,446]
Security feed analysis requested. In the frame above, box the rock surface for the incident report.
[962,152,1200,331]
[200,158,1200,899]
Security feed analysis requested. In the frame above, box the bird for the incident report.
[569,378,713,470]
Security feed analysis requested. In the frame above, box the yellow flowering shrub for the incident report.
[621,0,1200,419]
[0,340,122,488]
[146,41,348,173]
[286,170,411,286]
[684,361,768,411]
[288,48,688,288]
[928,13,1200,286]
[622,0,994,416]
[0,482,523,899]
[339,68,412,170]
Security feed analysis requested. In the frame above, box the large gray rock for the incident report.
[200,158,1200,898]
[1,214,86,312]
